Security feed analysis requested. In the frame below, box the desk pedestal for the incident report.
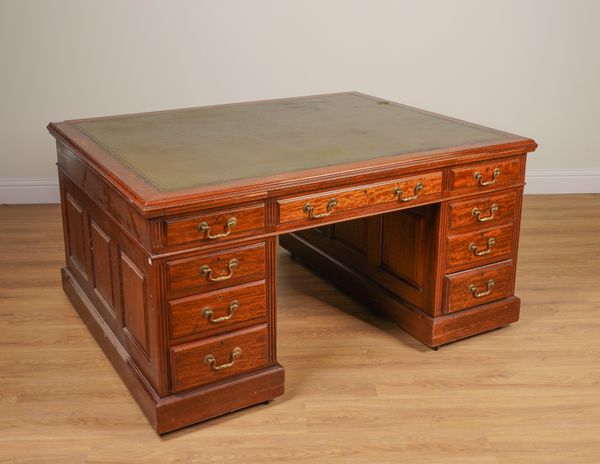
[280,193,523,347]
[280,232,520,348]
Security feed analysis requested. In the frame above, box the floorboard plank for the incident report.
[0,196,598,463]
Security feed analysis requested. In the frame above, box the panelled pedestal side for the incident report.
[59,172,165,395]
[279,156,526,347]
[57,153,284,434]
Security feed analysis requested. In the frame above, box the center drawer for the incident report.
[170,324,269,393]
[167,242,266,297]
[277,172,442,225]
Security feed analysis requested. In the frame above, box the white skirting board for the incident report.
[1,170,599,204]
[0,178,60,204]
[523,169,600,195]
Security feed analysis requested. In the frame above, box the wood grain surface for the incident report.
[449,156,523,193]
[443,260,514,313]
[166,242,266,297]
[164,203,265,247]
[445,222,514,270]
[1,195,599,463]
[448,189,518,230]
[277,172,442,225]
[169,324,269,393]
[169,280,267,341]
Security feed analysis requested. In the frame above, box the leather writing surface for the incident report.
[74,93,514,192]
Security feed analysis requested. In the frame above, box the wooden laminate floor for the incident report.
[0,195,599,463]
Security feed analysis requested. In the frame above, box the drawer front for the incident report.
[446,223,514,270]
[170,325,269,393]
[450,157,523,193]
[167,242,265,296]
[165,203,265,247]
[277,172,442,225]
[169,281,267,340]
[444,260,514,314]
[448,190,518,231]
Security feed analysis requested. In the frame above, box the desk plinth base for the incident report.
[280,233,520,347]
[61,268,285,434]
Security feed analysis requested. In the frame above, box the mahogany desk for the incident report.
[48,92,537,433]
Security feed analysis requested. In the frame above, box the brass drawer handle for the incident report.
[472,203,498,222]
[303,198,337,219]
[469,279,495,298]
[197,217,237,240]
[394,182,424,202]
[474,168,500,186]
[204,347,242,371]
[202,300,239,323]
[469,237,496,256]
[199,258,239,282]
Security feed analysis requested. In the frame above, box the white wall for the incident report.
[1,0,599,203]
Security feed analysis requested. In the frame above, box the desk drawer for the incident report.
[448,190,518,231]
[169,281,267,340]
[450,157,523,193]
[167,242,265,296]
[446,223,514,270]
[170,325,269,393]
[164,204,265,247]
[277,172,442,225]
[443,260,514,314]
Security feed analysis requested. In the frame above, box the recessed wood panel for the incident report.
[120,252,149,353]
[381,210,426,288]
[90,221,115,311]
[332,219,368,256]
[65,194,88,278]
[292,205,439,313]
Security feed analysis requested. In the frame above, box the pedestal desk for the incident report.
[48,92,537,433]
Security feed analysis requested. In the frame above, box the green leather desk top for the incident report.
[72,93,520,192]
